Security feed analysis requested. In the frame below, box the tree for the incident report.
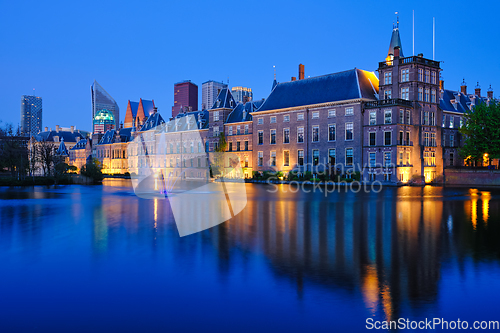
[0,123,28,179]
[460,101,500,165]
[210,132,227,177]
[38,140,55,176]
[81,158,103,183]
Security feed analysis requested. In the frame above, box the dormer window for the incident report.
[230,100,233,107]
[216,99,221,108]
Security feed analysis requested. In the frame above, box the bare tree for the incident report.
[38,140,55,176]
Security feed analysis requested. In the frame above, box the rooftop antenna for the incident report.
[273,65,276,80]
[396,12,399,28]
[433,17,435,60]
[33,88,35,96]
[413,10,415,56]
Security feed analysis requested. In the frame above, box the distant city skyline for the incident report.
[1,0,499,131]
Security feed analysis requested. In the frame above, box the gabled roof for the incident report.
[140,112,165,131]
[257,69,379,112]
[169,110,209,131]
[70,138,87,150]
[388,26,404,57]
[440,89,489,113]
[56,139,69,156]
[140,99,155,116]
[99,129,116,145]
[35,130,85,143]
[210,88,236,109]
[226,99,265,123]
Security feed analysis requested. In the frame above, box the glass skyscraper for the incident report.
[20,95,42,136]
[91,80,120,132]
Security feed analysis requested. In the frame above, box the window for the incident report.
[430,112,436,126]
[214,126,219,137]
[418,68,423,81]
[297,127,304,143]
[384,109,392,124]
[312,111,319,119]
[270,129,276,144]
[312,150,319,166]
[228,126,233,136]
[460,118,463,128]
[406,131,410,145]
[384,152,391,167]
[176,142,180,153]
[425,151,436,166]
[401,87,409,100]
[345,122,353,140]
[369,132,376,146]
[401,68,409,82]
[399,131,403,145]
[369,152,376,167]
[431,71,436,84]
[214,142,219,151]
[244,140,248,151]
[431,133,436,146]
[283,115,290,122]
[450,134,454,147]
[399,109,404,124]
[384,90,392,99]
[258,118,263,125]
[244,124,249,134]
[449,116,454,128]
[328,124,336,141]
[425,70,430,83]
[213,111,220,121]
[258,130,263,145]
[329,149,336,165]
[423,111,429,125]
[345,107,354,116]
[270,151,276,166]
[450,153,454,166]
[406,152,410,165]
[270,116,276,123]
[283,128,290,144]
[369,111,376,125]
[418,87,423,101]
[236,141,240,151]
[236,125,241,135]
[384,131,391,146]
[258,152,263,166]
[297,113,304,121]
[384,72,392,84]
[346,148,353,166]
[424,132,429,146]
[198,142,202,153]
[312,126,319,142]
[424,88,430,102]
[244,157,249,168]
[283,151,290,166]
[328,109,336,117]
[298,150,304,166]
[406,111,411,125]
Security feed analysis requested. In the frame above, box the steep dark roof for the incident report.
[168,110,209,131]
[388,26,404,57]
[56,139,69,156]
[35,130,85,143]
[140,112,165,131]
[226,99,265,123]
[210,88,236,109]
[99,130,116,144]
[257,69,379,112]
[129,101,139,118]
[141,100,155,116]
[71,139,87,150]
[440,89,489,113]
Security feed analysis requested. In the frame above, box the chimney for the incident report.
[44,126,48,132]
[55,125,60,132]
[291,77,296,81]
[439,79,444,91]
[70,125,74,133]
[475,82,481,97]
[299,64,305,80]
[394,46,400,58]
[460,79,467,95]
[153,107,158,114]
[487,85,493,99]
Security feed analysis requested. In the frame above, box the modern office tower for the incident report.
[202,80,228,110]
[93,109,116,134]
[172,80,198,118]
[231,86,253,103]
[91,80,120,131]
[20,95,43,136]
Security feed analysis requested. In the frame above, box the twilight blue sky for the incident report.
[1,0,499,131]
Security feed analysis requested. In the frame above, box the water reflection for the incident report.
[0,182,499,330]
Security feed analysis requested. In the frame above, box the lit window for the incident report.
[270,151,276,166]
[345,107,354,116]
[270,129,276,144]
[283,151,290,166]
[328,109,336,117]
[345,122,353,140]
[283,128,290,144]
[312,126,319,142]
[312,111,319,119]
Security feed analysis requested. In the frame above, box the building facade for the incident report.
[172,81,198,118]
[20,95,42,136]
[231,86,253,104]
[202,80,227,111]
[91,80,120,130]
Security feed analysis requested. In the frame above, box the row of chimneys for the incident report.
[459,80,493,99]
[44,125,76,133]
[291,64,305,81]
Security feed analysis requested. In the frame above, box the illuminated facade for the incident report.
[91,80,120,130]
[93,109,116,134]
[20,95,42,136]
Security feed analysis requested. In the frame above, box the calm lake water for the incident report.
[0,181,499,332]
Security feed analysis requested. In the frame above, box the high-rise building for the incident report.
[202,80,228,110]
[231,86,253,104]
[20,95,42,136]
[172,80,198,118]
[91,80,120,131]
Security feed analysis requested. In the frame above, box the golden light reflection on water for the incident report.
[482,192,490,225]
[361,264,379,314]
